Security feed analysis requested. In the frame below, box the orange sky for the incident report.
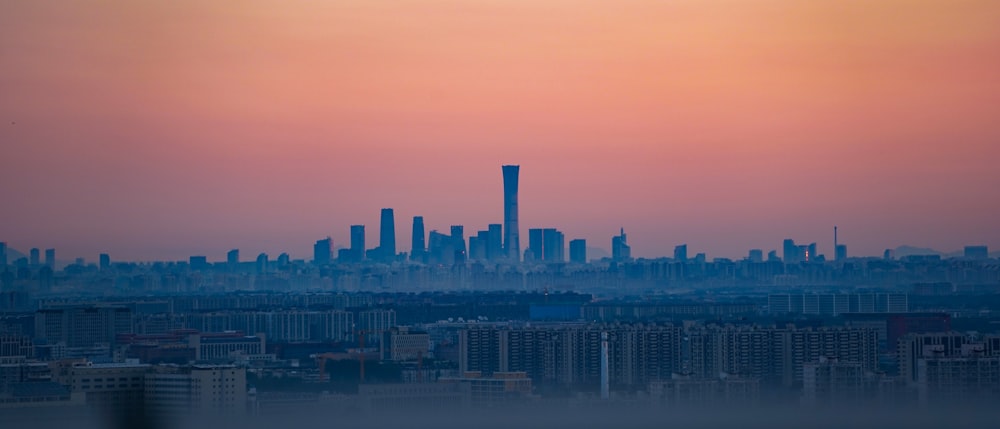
[1,0,999,261]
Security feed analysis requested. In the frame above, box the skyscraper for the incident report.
[569,239,587,264]
[350,225,366,262]
[674,244,688,262]
[314,237,333,266]
[29,248,39,266]
[542,228,564,263]
[44,248,55,268]
[379,208,396,262]
[256,253,268,273]
[502,165,520,263]
[227,249,239,266]
[411,216,425,262]
[0,242,6,267]
[99,253,110,271]
[470,231,488,261]
[612,228,631,262]
[451,225,466,263]
[486,224,503,261]
[782,239,797,263]
[527,228,544,262]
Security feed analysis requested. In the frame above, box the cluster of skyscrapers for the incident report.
[308,165,594,267]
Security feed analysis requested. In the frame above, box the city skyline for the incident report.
[2,1,999,261]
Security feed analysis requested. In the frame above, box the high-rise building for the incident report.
[99,253,110,271]
[802,357,866,408]
[964,246,989,260]
[835,245,848,262]
[256,253,268,273]
[29,248,39,266]
[227,249,239,267]
[350,225,366,262]
[451,225,466,261]
[470,231,488,261]
[0,242,6,267]
[569,239,587,264]
[145,365,247,416]
[486,224,503,261]
[380,208,396,262]
[189,256,209,270]
[411,216,425,261]
[674,244,688,262]
[314,237,333,266]
[542,228,564,263]
[612,228,631,262]
[748,249,763,263]
[527,228,543,262]
[34,306,132,348]
[502,165,520,263]
[44,248,55,268]
[782,239,797,263]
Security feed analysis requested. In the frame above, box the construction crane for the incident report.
[314,353,340,383]
[357,329,367,384]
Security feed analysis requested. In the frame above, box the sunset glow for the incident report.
[2,0,999,260]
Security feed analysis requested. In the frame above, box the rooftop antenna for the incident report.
[834,226,839,261]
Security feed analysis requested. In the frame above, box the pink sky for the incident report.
[1,0,999,261]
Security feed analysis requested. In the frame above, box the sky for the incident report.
[1,0,999,262]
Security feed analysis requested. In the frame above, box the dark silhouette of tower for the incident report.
[411,216,425,261]
[569,239,587,264]
[612,228,630,262]
[44,248,55,268]
[674,244,688,262]
[502,165,520,263]
[379,208,396,262]
[350,225,365,262]
[486,224,503,261]
[314,237,333,265]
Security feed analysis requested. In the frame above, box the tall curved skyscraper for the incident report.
[502,165,520,263]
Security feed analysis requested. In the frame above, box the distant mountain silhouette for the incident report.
[6,247,27,261]
[587,247,610,261]
[892,245,943,258]
[893,245,998,259]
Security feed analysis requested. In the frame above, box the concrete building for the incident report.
[189,333,267,361]
[54,361,149,414]
[381,327,430,361]
[439,371,533,408]
[916,344,1000,406]
[34,306,132,348]
[144,364,247,417]
[0,334,33,359]
[802,357,866,408]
